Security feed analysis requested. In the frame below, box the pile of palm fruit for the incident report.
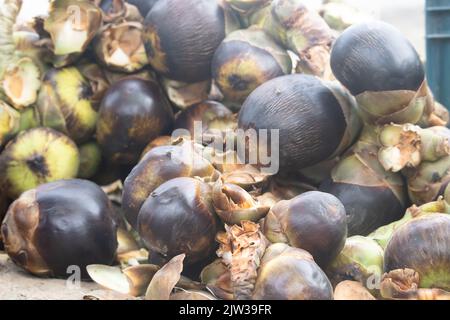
[0,0,449,300]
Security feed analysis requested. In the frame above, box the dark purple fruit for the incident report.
[143,0,226,82]
[96,77,174,165]
[238,74,348,172]
[384,214,450,290]
[331,21,424,96]
[263,191,347,266]
[1,179,118,278]
[137,177,218,264]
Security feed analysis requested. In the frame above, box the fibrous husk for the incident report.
[216,221,269,300]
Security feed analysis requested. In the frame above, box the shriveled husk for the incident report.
[355,80,448,127]
[249,0,335,78]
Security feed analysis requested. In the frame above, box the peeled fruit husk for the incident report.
[43,0,102,64]
[383,214,450,291]
[36,67,98,143]
[78,141,102,179]
[212,177,270,225]
[355,81,441,126]
[2,57,42,110]
[94,21,148,73]
[326,236,384,292]
[161,79,212,110]
[380,269,450,300]
[1,179,118,278]
[250,0,335,78]
[216,221,333,300]
[0,0,44,109]
[122,139,219,228]
[263,191,348,267]
[212,27,291,106]
[404,155,450,205]
[378,124,450,172]
[0,101,20,148]
[87,264,159,296]
[0,128,80,199]
[320,126,408,236]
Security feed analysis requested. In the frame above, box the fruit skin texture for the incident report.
[238,74,347,171]
[123,141,218,228]
[96,78,174,165]
[330,21,424,96]
[384,214,450,291]
[143,0,226,82]
[36,67,98,143]
[263,191,347,267]
[137,177,218,265]
[1,179,118,278]
[0,128,80,199]
[252,243,333,300]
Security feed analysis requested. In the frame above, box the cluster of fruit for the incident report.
[0,0,449,300]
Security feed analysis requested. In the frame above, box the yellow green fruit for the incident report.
[36,67,98,143]
[78,141,102,179]
[0,101,20,148]
[0,127,80,198]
